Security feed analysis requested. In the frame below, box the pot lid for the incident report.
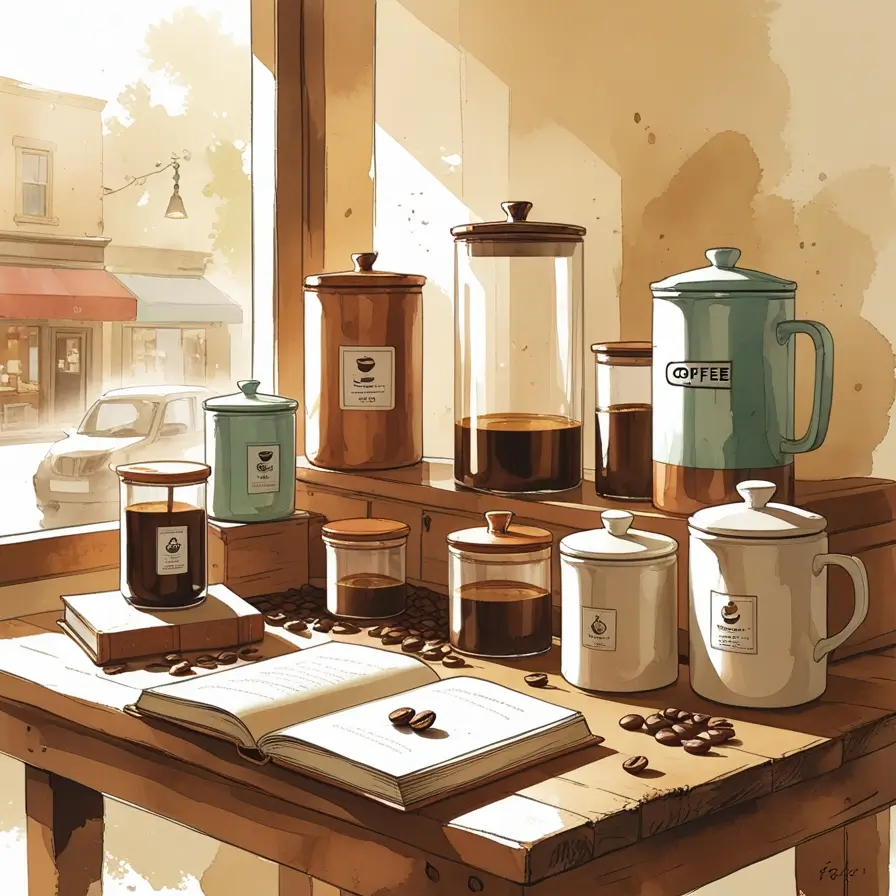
[446,510,553,554]
[591,341,652,364]
[202,380,299,414]
[303,252,426,290]
[115,460,211,486]
[688,480,827,539]
[559,510,677,561]
[321,518,412,543]
[650,248,797,297]
[450,201,586,243]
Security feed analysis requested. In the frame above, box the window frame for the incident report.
[13,136,58,226]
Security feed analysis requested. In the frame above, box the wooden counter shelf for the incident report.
[4,601,896,896]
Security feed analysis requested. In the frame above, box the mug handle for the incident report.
[777,320,834,455]
[812,553,870,662]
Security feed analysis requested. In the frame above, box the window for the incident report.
[160,397,193,436]
[79,399,158,438]
[129,327,208,384]
[13,137,56,225]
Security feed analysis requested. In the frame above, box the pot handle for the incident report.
[777,320,834,455]
[812,553,869,663]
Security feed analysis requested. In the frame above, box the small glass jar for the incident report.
[446,510,553,658]
[322,518,411,619]
[116,461,211,611]
[451,201,585,495]
[592,342,653,500]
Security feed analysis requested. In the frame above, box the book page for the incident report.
[263,676,581,778]
[138,642,438,743]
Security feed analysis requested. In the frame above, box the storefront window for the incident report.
[129,327,208,385]
[0,325,40,431]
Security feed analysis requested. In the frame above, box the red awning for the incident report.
[0,267,137,321]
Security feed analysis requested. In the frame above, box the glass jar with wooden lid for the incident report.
[304,252,426,471]
[446,510,553,658]
[115,461,211,610]
[451,201,586,495]
[322,518,412,619]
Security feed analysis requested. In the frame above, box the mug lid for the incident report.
[446,510,553,554]
[450,201,586,243]
[560,510,677,561]
[115,460,211,486]
[688,481,827,539]
[202,379,299,414]
[650,248,797,297]
[321,518,412,543]
[303,252,426,290]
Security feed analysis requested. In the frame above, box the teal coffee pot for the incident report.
[203,380,298,523]
[650,248,833,515]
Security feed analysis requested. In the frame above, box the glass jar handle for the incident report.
[485,510,514,535]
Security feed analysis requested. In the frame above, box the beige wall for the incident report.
[0,82,103,238]
[374,0,896,480]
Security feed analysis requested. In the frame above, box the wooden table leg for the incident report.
[794,811,891,895]
[24,765,104,896]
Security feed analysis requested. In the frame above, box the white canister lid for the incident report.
[559,510,677,561]
[688,480,827,539]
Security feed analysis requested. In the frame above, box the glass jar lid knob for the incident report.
[352,251,378,272]
[238,379,260,398]
[705,248,742,269]
[736,480,777,509]
[501,201,533,223]
[601,509,634,537]
[485,510,514,535]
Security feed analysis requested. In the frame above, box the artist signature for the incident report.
[817,862,867,882]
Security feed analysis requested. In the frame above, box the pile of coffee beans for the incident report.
[389,706,437,731]
[104,646,262,678]
[618,707,738,757]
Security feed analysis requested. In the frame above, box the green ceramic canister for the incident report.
[203,380,298,523]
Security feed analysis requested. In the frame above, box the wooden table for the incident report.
[1,612,895,896]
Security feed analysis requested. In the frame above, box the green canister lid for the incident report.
[202,380,298,414]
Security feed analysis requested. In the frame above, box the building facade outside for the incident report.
[0,77,242,440]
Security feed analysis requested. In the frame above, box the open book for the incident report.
[132,641,594,810]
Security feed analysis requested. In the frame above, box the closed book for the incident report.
[59,585,264,665]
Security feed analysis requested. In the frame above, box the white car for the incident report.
[33,384,215,527]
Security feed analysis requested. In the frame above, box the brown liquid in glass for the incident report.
[450,580,553,657]
[595,403,653,500]
[332,572,406,619]
[454,413,582,494]
[124,500,207,609]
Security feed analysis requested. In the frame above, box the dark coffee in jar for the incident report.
[595,403,652,500]
[334,572,406,619]
[450,580,552,657]
[454,413,581,494]
[124,500,207,609]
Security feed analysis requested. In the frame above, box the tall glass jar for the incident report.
[446,510,553,658]
[592,342,653,501]
[116,461,211,610]
[322,518,411,619]
[451,201,585,495]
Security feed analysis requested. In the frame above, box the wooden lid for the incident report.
[451,201,586,243]
[446,510,553,554]
[115,461,211,486]
[321,517,412,543]
[303,252,426,290]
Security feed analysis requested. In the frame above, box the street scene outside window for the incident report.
[0,0,267,537]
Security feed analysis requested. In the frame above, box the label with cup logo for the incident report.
[581,607,617,651]
[156,525,189,576]
[710,591,757,654]
[665,361,732,389]
[247,443,280,494]
[339,345,396,411]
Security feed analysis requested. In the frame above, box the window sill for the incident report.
[14,214,59,227]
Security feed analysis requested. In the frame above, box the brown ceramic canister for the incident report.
[304,252,426,471]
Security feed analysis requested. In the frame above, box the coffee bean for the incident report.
[164,653,182,663]
[421,629,440,641]
[421,647,443,660]
[217,651,238,665]
[265,612,287,626]
[169,661,194,676]
[103,663,128,675]
[386,626,409,637]
[675,710,692,722]
[368,625,386,638]
[524,673,549,688]
[645,713,672,733]
[389,707,416,727]
[682,737,712,755]
[619,713,645,731]
[407,627,422,636]
[623,755,649,774]
[437,644,453,656]
[195,657,218,670]
[662,707,680,721]
[709,717,734,729]
[284,619,308,633]
[239,647,259,657]
[256,601,273,612]
[332,622,360,635]
[442,655,465,668]
[691,713,712,727]
[410,710,436,731]
[402,636,426,652]
[281,601,298,611]
[145,662,171,672]
[655,728,681,746]
[381,632,405,646]
[313,619,334,633]
[705,727,736,745]
[671,723,694,738]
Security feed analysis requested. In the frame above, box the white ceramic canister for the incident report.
[560,509,679,692]
[688,480,870,709]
